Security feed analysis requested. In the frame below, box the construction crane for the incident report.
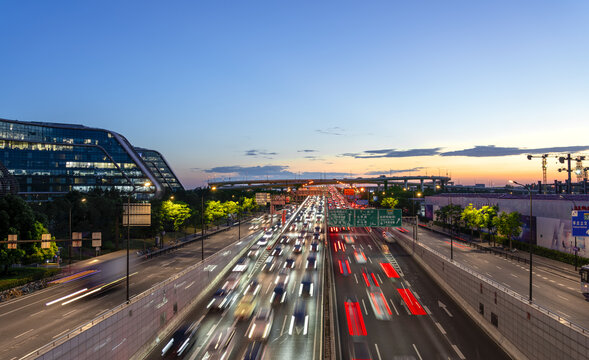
[527,154,548,193]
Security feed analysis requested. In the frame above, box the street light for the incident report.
[201,186,217,261]
[509,179,534,303]
[126,180,151,303]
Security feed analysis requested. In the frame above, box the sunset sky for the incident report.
[1,1,588,189]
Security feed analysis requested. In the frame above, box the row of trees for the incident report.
[435,203,523,249]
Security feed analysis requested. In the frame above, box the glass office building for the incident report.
[0,118,183,200]
[135,147,184,193]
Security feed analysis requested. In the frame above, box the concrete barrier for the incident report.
[25,232,260,360]
[393,233,589,360]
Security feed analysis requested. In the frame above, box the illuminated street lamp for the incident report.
[509,179,534,303]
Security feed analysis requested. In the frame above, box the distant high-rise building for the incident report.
[0,118,183,200]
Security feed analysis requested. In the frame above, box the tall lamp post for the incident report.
[509,180,534,303]
[126,181,151,303]
[201,186,216,261]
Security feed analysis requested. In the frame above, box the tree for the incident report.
[482,205,499,245]
[461,204,481,241]
[205,200,227,226]
[447,204,463,236]
[160,200,192,232]
[381,197,399,209]
[240,197,257,214]
[497,211,522,250]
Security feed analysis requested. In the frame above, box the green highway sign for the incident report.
[327,209,402,227]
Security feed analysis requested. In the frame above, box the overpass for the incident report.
[208,175,451,191]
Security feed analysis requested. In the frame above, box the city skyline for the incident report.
[1,1,588,189]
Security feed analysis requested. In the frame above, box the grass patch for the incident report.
[0,267,61,292]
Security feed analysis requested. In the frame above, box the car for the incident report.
[313,233,320,240]
[275,268,290,285]
[310,241,319,252]
[262,256,277,272]
[293,244,302,254]
[247,244,261,258]
[349,340,373,360]
[242,341,265,360]
[222,272,241,292]
[315,226,320,232]
[283,257,296,269]
[207,288,236,311]
[343,235,354,244]
[299,273,314,297]
[338,258,351,276]
[381,244,390,254]
[361,267,379,287]
[257,238,268,246]
[270,282,287,305]
[306,255,317,270]
[353,250,367,264]
[234,293,258,320]
[243,279,261,297]
[367,286,392,320]
[344,297,367,336]
[233,257,250,272]
[271,246,283,257]
[263,230,273,239]
[289,300,309,335]
[202,326,236,360]
[247,307,274,340]
[279,236,291,245]
[161,322,199,359]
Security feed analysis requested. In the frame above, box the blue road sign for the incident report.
[571,210,589,237]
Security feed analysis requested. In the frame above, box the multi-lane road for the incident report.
[0,224,258,360]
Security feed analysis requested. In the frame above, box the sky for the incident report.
[1,1,589,189]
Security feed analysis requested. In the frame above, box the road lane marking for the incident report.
[280,314,288,336]
[361,298,369,315]
[62,309,78,318]
[502,282,511,288]
[354,273,359,284]
[511,274,518,278]
[485,272,493,277]
[368,257,373,263]
[452,344,466,360]
[14,329,34,339]
[376,273,384,284]
[389,298,400,315]
[265,283,272,294]
[374,343,383,360]
[496,266,502,270]
[52,328,71,339]
[29,309,45,317]
[533,284,540,288]
[422,305,431,314]
[412,344,424,360]
[557,294,569,301]
[435,322,446,334]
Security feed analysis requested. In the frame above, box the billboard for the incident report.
[122,203,152,226]
[255,192,271,205]
[343,188,355,196]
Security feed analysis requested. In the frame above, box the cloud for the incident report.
[297,149,317,153]
[341,148,441,158]
[204,165,351,179]
[244,149,278,158]
[316,127,345,136]
[363,167,424,176]
[440,145,589,157]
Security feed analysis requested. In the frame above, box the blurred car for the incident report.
[344,235,354,244]
[381,244,390,254]
[310,241,319,252]
[289,300,309,335]
[243,279,261,296]
[275,268,290,285]
[262,256,277,272]
[306,255,317,270]
[222,272,241,292]
[361,267,379,287]
[338,259,351,277]
[233,257,250,272]
[207,288,236,311]
[241,341,265,360]
[202,326,236,360]
[247,307,274,340]
[299,273,314,297]
[279,236,290,245]
[247,244,261,258]
[270,282,287,305]
[235,293,258,320]
[367,286,392,320]
[283,257,296,269]
[353,250,367,264]
[161,322,199,359]
[257,238,269,246]
[271,246,283,257]
[293,244,303,254]
[349,340,373,360]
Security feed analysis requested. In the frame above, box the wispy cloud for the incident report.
[440,145,589,157]
[363,167,424,176]
[341,148,441,158]
[316,127,345,136]
[297,149,317,153]
[244,149,278,158]
[204,165,351,179]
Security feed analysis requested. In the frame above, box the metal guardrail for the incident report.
[396,231,589,337]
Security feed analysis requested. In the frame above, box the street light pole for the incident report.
[201,194,204,261]
[510,180,533,303]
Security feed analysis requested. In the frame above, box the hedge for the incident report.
[0,268,61,292]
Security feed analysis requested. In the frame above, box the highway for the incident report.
[0,223,258,360]
[149,196,325,360]
[404,225,589,328]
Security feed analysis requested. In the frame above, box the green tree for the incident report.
[240,197,257,213]
[497,211,522,250]
[381,197,399,209]
[461,204,480,241]
[205,200,227,226]
[447,204,463,236]
[160,200,192,232]
[482,205,499,244]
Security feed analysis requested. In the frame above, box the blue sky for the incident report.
[1,1,589,188]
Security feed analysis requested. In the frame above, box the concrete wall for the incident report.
[394,233,589,360]
[25,233,259,360]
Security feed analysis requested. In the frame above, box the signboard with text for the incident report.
[122,203,152,226]
[572,210,589,237]
[328,209,402,227]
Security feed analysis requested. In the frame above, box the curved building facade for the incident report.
[0,118,182,200]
